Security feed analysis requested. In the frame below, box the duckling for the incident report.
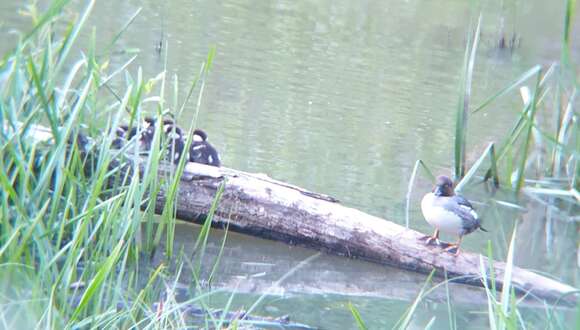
[112,125,127,149]
[420,175,486,255]
[112,118,174,155]
[189,129,221,167]
[111,124,137,149]
[139,117,188,164]
[162,120,187,164]
[139,117,157,151]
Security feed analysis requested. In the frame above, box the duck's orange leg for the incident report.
[424,229,440,246]
[444,236,463,256]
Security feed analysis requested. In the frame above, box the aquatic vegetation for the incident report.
[0,1,240,328]
[394,0,578,328]
[454,9,578,199]
[1,0,577,329]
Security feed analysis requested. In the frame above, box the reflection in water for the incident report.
[1,0,578,328]
[151,222,574,329]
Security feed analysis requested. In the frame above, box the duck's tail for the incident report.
[476,218,488,232]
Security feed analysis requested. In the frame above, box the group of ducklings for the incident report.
[111,117,485,256]
[111,117,220,167]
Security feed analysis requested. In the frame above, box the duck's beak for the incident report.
[433,185,444,196]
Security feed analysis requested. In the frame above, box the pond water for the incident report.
[1,0,579,328]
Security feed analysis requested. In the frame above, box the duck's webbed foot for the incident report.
[424,236,441,246]
[443,237,463,256]
[419,236,442,247]
[443,245,459,255]
[419,229,441,247]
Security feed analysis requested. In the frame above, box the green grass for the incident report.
[2,0,578,329]
[391,0,579,328]
[0,1,236,328]
[450,2,578,198]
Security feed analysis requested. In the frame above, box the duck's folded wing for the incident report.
[443,196,481,234]
[441,199,476,221]
[453,195,474,209]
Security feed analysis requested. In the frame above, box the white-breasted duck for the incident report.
[420,175,486,255]
[189,129,220,167]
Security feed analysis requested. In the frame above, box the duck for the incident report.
[111,124,137,149]
[142,117,189,164]
[139,117,158,151]
[112,125,127,149]
[111,118,221,167]
[189,129,221,167]
[162,120,187,164]
[420,175,486,255]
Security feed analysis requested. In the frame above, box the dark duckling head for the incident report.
[193,129,208,142]
[143,116,156,127]
[111,117,220,166]
[112,125,127,149]
[433,175,454,197]
[163,121,187,164]
[112,124,138,149]
[189,129,220,167]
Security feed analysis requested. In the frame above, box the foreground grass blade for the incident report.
[70,239,124,322]
[394,269,436,330]
[348,302,368,330]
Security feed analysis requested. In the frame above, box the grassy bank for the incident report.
[0,1,236,328]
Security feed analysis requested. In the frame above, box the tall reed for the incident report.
[0,1,228,328]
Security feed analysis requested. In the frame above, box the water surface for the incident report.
[1,0,578,328]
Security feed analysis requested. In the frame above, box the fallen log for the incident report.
[25,123,579,304]
[156,162,578,304]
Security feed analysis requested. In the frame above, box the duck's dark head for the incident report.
[162,118,176,127]
[164,122,183,139]
[433,175,454,197]
[143,117,156,128]
[193,129,208,142]
[115,125,128,137]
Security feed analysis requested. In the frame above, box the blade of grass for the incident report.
[101,8,142,57]
[473,65,542,113]
[70,239,124,322]
[454,15,481,179]
[514,73,542,192]
[500,222,518,322]
[348,302,368,330]
[394,269,436,330]
[456,142,497,193]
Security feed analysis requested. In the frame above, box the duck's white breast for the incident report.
[421,193,464,236]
